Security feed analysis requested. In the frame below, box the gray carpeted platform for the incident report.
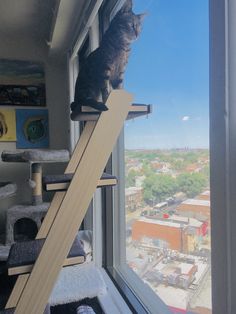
[0,183,17,200]
[8,236,86,268]
[2,150,70,163]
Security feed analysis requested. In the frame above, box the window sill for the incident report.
[104,265,172,314]
[98,268,133,314]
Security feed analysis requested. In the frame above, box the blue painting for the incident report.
[16,109,49,148]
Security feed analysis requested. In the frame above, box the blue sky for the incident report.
[124,0,209,149]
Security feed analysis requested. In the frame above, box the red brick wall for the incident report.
[177,203,210,221]
[132,220,183,251]
[196,194,210,201]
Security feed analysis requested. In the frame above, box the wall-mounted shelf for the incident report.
[43,172,117,192]
[71,103,152,121]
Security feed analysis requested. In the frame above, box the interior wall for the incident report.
[0,35,70,232]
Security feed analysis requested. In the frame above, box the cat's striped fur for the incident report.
[71,0,145,116]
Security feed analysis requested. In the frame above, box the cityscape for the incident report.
[125,148,211,314]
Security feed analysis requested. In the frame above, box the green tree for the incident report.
[142,174,177,205]
[176,172,207,198]
[142,161,153,177]
[126,169,138,187]
[172,159,186,171]
[200,165,210,183]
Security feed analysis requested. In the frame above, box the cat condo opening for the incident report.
[13,218,38,242]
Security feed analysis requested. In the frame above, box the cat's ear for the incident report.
[137,13,147,23]
[121,0,133,13]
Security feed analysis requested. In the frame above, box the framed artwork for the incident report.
[0,109,16,141]
[0,59,46,106]
[16,109,49,148]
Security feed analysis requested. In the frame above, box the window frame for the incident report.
[69,10,103,247]
[210,1,236,313]
[67,0,236,313]
[102,1,236,314]
[100,1,172,312]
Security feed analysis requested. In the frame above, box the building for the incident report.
[176,199,210,222]
[125,187,143,212]
[132,216,206,253]
[195,190,210,201]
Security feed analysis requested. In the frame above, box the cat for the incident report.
[71,0,145,117]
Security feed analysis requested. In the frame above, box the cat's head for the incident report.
[115,0,146,43]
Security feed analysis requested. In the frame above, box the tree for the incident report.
[176,173,207,198]
[201,165,210,183]
[126,169,138,187]
[142,174,177,205]
[142,161,153,177]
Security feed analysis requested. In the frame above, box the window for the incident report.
[103,1,214,313]
[65,0,236,313]
[69,12,102,254]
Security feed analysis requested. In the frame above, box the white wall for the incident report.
[0,35,70,231]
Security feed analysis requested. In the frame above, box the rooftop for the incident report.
[137,215,203,229]
[138,217,183,229]
[125,187,143,196]
[181,199,210,207]
[171,215,203,228]
[201,190,210,196]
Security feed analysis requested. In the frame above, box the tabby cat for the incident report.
[71,0,145,117]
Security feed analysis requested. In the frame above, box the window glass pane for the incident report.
[124,1,210,313]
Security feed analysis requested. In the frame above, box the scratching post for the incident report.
[31,163,43,205]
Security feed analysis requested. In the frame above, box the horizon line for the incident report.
[125,147,209,150]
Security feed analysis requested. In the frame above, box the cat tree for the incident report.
[0,149,70,257]
[0,182,17,262]
[0,91,151,314]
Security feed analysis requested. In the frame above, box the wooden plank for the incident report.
[44,178,117,191]
[14,90,132,314]
[5,275,28,309]
[37,121,97,238]
[6,121,97,309]
[43,173,117,191]
[8,256,84,276]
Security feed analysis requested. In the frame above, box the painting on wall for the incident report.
[16,109,49,148]
[0,109,16,141]
[0,59,46,106]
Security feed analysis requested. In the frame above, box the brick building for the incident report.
[176,198,210,222]
[132,216,205,253]
[195,190,210,201]
[125,187,143,212]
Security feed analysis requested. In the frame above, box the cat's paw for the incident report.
[96,102,108,111]
[70,102,76,110]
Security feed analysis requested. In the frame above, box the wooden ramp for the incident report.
[5,90,133,314]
